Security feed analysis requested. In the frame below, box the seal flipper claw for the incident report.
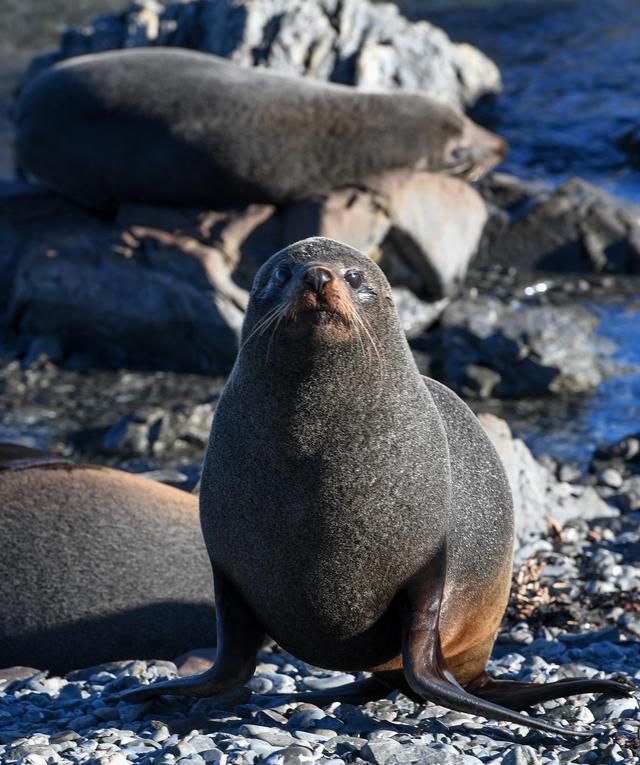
[467,672,634,710]
[401,543,591,738]
[120,572,265,703]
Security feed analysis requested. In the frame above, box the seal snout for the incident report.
[280,261,357,334]
[302,266,333,297]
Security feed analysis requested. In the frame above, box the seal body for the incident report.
[15,48,506,213]
[0,444,214,674]
[122,238,630,737]
[201,238,512,681]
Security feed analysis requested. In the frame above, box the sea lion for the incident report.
[0,443,214,674]
[122,238,629,736]
[14,48,506,214]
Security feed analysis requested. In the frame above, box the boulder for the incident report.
[435,295,618,398]
[1,172,486,373]
[22,0,501,111]
[5,215,245,375]
[478,174,640,274]
[617,124,640,167]
[479,414,617,556]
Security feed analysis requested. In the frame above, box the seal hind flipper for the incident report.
[121,572,264,702]
[401,544,592,738]
[0,442,72,471]
[466,672,633,710]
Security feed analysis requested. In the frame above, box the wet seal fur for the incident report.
[121,238,631,737]
[15,48,506,214]
[0,444,215,674]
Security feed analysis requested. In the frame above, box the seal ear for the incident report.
[400,541,595,738]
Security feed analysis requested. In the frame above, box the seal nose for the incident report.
[302,267,332,296]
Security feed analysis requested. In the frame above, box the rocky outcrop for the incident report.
[22,0,501,111]
[432,295,617,398]
[479,414,617,557]
[479,174,640,274]
[1,171,487,373]
[617,124,640,167]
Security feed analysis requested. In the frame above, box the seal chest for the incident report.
[204,337,451,670]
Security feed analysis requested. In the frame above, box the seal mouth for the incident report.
[283,297,353,332]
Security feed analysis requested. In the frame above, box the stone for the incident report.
[436,296,616,397]
[371,171,488,299]
[1,173,485,374]
[6,225,243,375]
[479,414,617,553]
[22,0,501,111]
[392,289,449,340]
[478,174,640,274]
[502,746,541,765]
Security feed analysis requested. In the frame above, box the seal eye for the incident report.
[344,270,363,289]
[273,265,291,286]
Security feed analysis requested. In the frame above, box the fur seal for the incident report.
[0,443,215,674]
[15,48,506,214]
[122,238,629,736]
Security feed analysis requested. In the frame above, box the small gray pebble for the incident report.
[302,674,356,691]
[503,745,542,765]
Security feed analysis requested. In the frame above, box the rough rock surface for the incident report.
[21,0,501,111]
[617,124,640,166]
[590,432,640,513]
[478,173,640,274]
[433,295,617,398]
[479,414,617,557]
[0,173,486,373]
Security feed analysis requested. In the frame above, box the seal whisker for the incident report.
[353,309,382,370]
[239,303,283,354]
[265,303,291,362]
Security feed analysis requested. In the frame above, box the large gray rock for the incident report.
[479,414,617,554]
[22,0,501,111]
[479,173,640,274]
[1,171,486,373]
[436,295,617,398]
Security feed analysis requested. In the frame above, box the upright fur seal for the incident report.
[15,48,506,214]
[122,238,629,736]
[0,444,214,674]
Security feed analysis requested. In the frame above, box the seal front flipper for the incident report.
[466,672,633,710]
[120,572,265,702]
[401,543,592,738]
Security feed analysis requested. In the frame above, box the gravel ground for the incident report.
[2,509,639,765]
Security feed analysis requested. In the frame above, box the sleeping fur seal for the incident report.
[0,443,214,674]
[15,48,506,214]
[122,238,629,736]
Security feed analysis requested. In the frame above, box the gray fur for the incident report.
[199,236,513,671]
[1,462,215,673]
[14,48,504,213]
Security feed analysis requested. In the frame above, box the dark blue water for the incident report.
[426,0,640,203]
[415,0,640,458]
[487,300,640,463]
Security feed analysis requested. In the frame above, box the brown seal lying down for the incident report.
[0,443,214,674]
[15,48,506,214]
